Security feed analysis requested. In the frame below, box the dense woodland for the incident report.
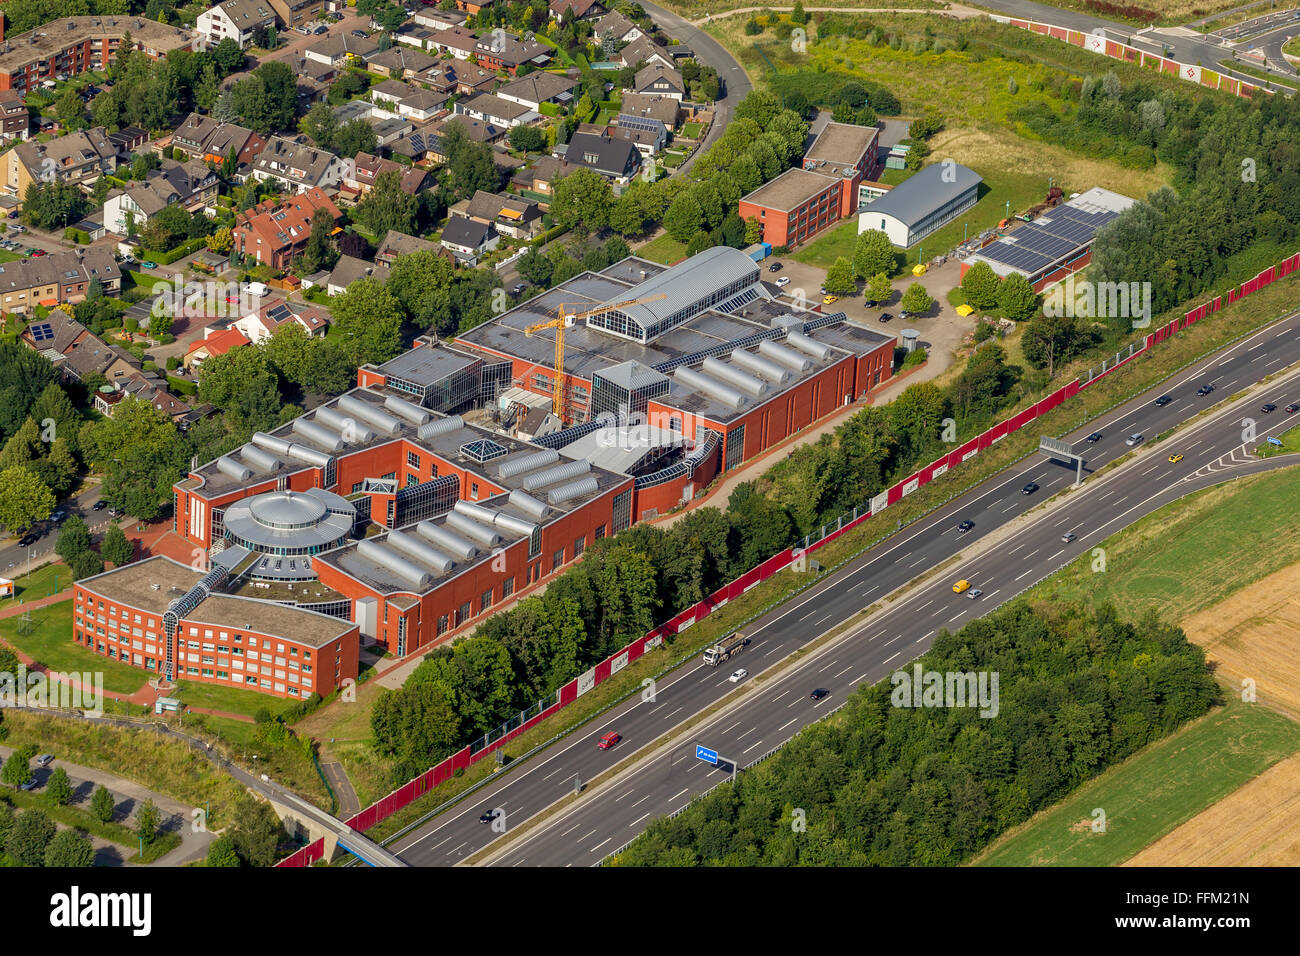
[614,602,1220,865]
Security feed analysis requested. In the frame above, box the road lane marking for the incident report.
[742,740,764,754]
[1015,568,1034,581]
[778,718,798,731]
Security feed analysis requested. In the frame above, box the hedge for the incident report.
[141,236,210,266]
[167,375,197,396]
[64,228,90,244]
[539,101,560,116]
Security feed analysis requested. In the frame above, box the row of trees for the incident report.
[616,602,1219,865]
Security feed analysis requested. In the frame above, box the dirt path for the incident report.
[690,3,986,24]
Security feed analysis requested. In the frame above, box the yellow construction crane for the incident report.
[525,293,667,425]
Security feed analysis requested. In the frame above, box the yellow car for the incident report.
[952,579,971,594]
[822,294,838,305]
[1168,454,1183,464]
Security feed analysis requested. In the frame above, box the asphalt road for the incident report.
[1,484,114,583]
[386,309,1300,867]
[483,332,1300,867]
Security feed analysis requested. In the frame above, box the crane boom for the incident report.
[524,293,667,425]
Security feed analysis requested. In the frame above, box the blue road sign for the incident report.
[695,744,718,765]
[1268,437,1283,447]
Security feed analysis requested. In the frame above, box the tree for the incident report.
[334,118,378,158]
[78,398,188,522]
[22,181,89,232]
[299,101,338,149]
[136,799,159,845]
[331,278,406,367]
[228,794,286,867]
[90,785,115,823]
[194,348,283,436]
[900,282,933,314]
[663,192,703,243]
[791,0,808,24]
[997,272,1038,321]
[56,515,91,564]
[6,809,55,866]
[1022,313,1091,377]
[508,125,546,152]
[960,259,1001,310]
[54,87,87,131]
[867,272,892,304]
[101,524,134,567]
[853,229,895,278]
[823,256,856,295]
[297,207,340,275]
[0,465,55,534]
[44,827,94,867]
[71,549,104,580]
[1,744,36,785]
[550,168,611,236]
[386,250,456,334]
[351,170,417,238]
[516,245,553,287]
[45,767,73,807]
[206,834,241,867]
[207,227,233,254]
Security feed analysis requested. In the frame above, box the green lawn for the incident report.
[974,701,1300,866]
[0,563,71,612]
[659,150,688,169]
[636,233,686,265]
[792,219,869,272]
[1029,466,1300,622]
[170,678,299,720]
[0,249,21,264]
[0,602,146,694]
[1256,419,1300,457]
[680,121,704,139]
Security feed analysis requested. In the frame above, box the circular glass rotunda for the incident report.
[220,487,357,581]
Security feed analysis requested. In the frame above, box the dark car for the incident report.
[899,310,912,319]
[767,262,782,272]
[510,283,527,296]
[863,299,878,308]
[352,29,368,37]
[1085,432,1102,443]
[6,211,16,219]
[809,688,829,701]
[50,508,66,522]
[314,25,329,33]
[1262,403,1278,413]
[19,778,38,791]
[1154,395,1173,406]
[1197,384,1215,396]
[1286,404,1300,414]
[879,312,893,323]
[957,519,974,533]
[478,808,502,824]
[18,533,38,547]
[1022,482,1039,495]
[92,500,108,511]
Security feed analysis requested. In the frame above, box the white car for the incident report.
[728,668,748,683]
[1125,433,1144,446]
[775,276,791,287]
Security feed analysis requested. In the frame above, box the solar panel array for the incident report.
[617,113,662,134]
[28,322,53,343]
[976,204,1122,277]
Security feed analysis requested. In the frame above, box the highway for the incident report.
[386,309,1300,867]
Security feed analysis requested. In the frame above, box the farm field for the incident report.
[972,701,1300,866]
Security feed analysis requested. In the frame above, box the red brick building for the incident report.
[0,16,193,93]
[233,188,341,270]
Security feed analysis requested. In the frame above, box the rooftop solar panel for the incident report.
[29,323,53,342]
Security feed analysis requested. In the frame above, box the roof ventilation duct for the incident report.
[313,405,375,444]
[216,456,252,482]
[417,415,465,440]
[385,529,454,574]
[673,366,745,410]
[357,539,432,590]
[384,394,432,425]
[786,329,832,361]
[730,348,790,384]
[522,459,591,491]
[498,448,560,479]
[758,339,812,372]
[337,393,402,435]
[701,357,769,398]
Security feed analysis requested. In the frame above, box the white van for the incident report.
[246,281,269,298]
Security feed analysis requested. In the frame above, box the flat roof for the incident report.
[741,167,842,213]
[374,343,480,386]
[77,555,203,616]
[184,595,355,648]
[804,121,877,168]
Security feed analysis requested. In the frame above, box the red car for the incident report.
[31,249,46,257]
[597,732,621,750]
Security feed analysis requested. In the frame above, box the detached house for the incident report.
[339,151,429,204]
[455,93,538,129]
[196,0,277,49]
[103,158,220,235]
[440,214,499,267]
[368,44,437,80]
[618,36,673,71]
[558,129,641,184]
[458,189,542,240]
[303,32,380,68]
[234,300,331,343]
[549,0,607,21]
[232,187,341,269]
[593,11,642,45]
[0,92,30,145]
[250,136,350,193]
[630,63,685,100]
[495,71,577,111]
[168,114,267,169]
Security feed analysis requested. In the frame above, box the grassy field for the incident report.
[793,219,864,271]
[169,679,298,720]
[1257,418,1300,457]
[661,0,942,17]
[635,232,687,265]
[0,563,72,611]
[0,603,146,695]
[973,701,1300,866]
[1028,466,1300,622]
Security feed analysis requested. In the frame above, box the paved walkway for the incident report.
[0,744,215,866]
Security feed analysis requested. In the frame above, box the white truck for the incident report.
[703,631,748,666]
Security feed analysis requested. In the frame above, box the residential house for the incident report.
[423,26,479,59]
[455,93,538,129]
[471,32,552,75]
[368,44,437,79]
[103,158,220,235]
[20,307,89,367]
[431,61,498,95]
[458,189,543,240]
[606,122,662,158]
[107,127,150,161]
[326,254,373,295]
[195,0,278,49]
[413,7,468,29]
[0,248,120,314]
[512,154,562,198]
[62,335,141,386]
[249,136,350,193]
[618,35,673,71]
[434,115,507,149]
[372,80,448,122]
[234,300,331,343]
[167,114,267,169]
[549,0,608,21]
[375,229,442,269]
[494,71,577,111]
[0,92,30,144]
[630,63,684,100]
[2,127,115,204]
[617,91,678,138]
[339,151,429,204]
[232,187,341,269]
[440,214,499,266]
[558,128,640,183]
[303,32,380,68]
[266,0,325,33]
[592,11,642,45]
[183,326,251,370]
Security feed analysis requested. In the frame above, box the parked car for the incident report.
[141,260,157,269]
[92,500,107,511]
[31,249,45,257]
[767,262,782,272]
[809,688,829,701]
[597,731,621,750]
[822,294,838,305]
[50,509,66,522]
[19,778,38,791]
[510,282,527,296]
[352,29,368,37]
[18,532,38,547]
[1126,433,1144,446]
[108,507,124,517]
[957,519,974,533]
[1261,403,1277,413]
[1153,395,1172,406]
[1197,383,1215,396]
[314,24,329,33]
[879,312,893,323]
[35,754,53,767]
[1022,482,1039,495]
[775,276,790,288]
[1085,432,1102,443]
[5,211,16,219]
[728,668,748,683]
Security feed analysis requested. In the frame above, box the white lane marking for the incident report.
[948,612,964,622]
[590,837,610,853]
[742,740,764,754]
[778,718,798,731]
[629,813,651,828]
[1015,568,1034,581]
[614,789,635,802]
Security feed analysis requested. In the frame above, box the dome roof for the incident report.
[250,490,328,530]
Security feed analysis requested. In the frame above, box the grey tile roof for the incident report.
[864,162,982,229]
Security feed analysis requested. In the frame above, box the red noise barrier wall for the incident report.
[279,253,1300,864]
